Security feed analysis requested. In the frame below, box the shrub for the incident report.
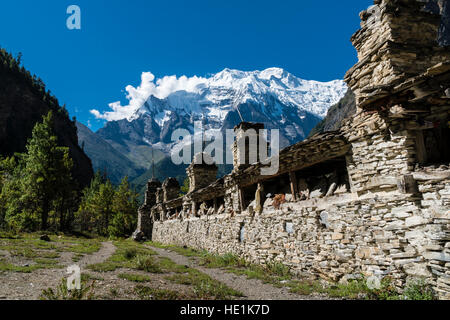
[402,279,435,300]
[124,248,138,260]
[40,279,95,300]
[134,255,162,273]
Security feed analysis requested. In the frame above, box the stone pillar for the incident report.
[344,0,448,110]
[162,178,180,202]
[213,198,218,214]
[232,122,266,172]
[289,171,298,201]
[191,201,197,216]
[186,152,218,192]
[134,178,161,241]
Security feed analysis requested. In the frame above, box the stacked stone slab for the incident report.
[345,0,450,109]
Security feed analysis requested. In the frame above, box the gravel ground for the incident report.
[149,246,328,300]
[1,240,330,300]
[0,241,115,300]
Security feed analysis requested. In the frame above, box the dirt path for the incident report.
[78,241,116,267]
[0,241,115,300]
[150,246,325,300]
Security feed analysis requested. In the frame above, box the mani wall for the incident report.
[143,0,450,299]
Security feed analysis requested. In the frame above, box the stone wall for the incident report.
[153,176,449,299]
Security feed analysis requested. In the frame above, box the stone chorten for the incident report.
[232,122,266,172]
[144,178,162,206]
[162,178,180,202]
[186,152,218,193]
[135,178,161,240]
[345,0,450,109]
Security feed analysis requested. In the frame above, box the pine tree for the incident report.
[4,112,75,231]
[0,157,17,228]
[180,177,190,195]
[75,172,104,233]
[108,177,139,238]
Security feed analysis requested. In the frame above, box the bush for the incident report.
[402,279,435,300]
[134,255,162,273]
[40,278,96,300]
[124,248,138,260]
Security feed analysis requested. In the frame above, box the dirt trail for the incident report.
[78,241,115,267]
[150,246,325,300]
[0,241,115,300]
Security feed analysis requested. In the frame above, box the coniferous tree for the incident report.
[3,112,75,231]
[0,157,17,229]
[75,176,115,236]
[75,172,104,233]
[180,177,190,196]
[108,177,139,237]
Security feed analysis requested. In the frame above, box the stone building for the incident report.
[138,0,450,299]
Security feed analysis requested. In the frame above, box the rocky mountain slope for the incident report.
[0,49,93,188]
[308,90,356,137]
[76,122,145,184]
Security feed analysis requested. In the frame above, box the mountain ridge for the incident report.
[94,68,347,165]
[0,48,94,188]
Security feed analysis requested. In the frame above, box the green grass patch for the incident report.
[0,260,61,273]
[33,258,60,266]
[134,255,163,273]
[165,267,244,299]
[200,252,245,268]
[72,253,84,262]
[402,279,435,300]
[40,278,96,300]
[87,239,157,273]
[147,241,203,257]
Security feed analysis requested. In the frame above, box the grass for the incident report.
[134,255,163,273]
[200,252,245,268]
[199,252,292,288]
[402,279,435,300]
[33,258,60,266]
[0,260,55,273]
[118,273,152,282]
[165,269,244,299]
[119,243,243,300]
[147,241,204,257]
[40,277,96,300]
[87,239,157,272]
[0,233,103,272]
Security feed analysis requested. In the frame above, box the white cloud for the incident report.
[90,71,206,121]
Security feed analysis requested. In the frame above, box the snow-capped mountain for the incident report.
[129,67,346,124]
[94,68,347,170]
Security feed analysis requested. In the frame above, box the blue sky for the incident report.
[0,0,372,131]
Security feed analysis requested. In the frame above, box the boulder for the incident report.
[132,230,146,242]
[40,235,51,242]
